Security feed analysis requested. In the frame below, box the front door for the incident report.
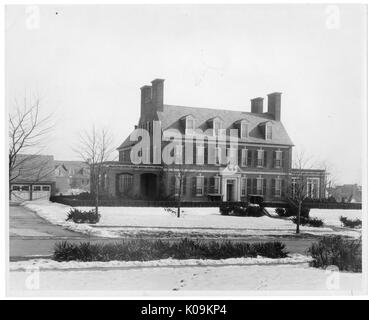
[226,181,234,201]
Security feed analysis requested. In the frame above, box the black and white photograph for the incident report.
[3,2,367,298]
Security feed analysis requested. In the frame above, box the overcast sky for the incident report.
[6,4,366,185]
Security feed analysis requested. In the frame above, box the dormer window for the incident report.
[182,115,196,135]
[213,119,221,136]
[240,121,248,139]
[186,117,195,135]
[266,124,272,140]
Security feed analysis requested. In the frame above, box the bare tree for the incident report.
[319,161,336,199]
[75,126,114,214]
[8,96,53,199]
[288,151,314,234]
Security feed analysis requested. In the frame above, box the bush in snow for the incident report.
[66,208,100,224]
[308,236,362,272]
[340,216,362,229]
[219,204,264,217]
[292,216,324,228]
[53,238,288,262]
[275,208,288,217]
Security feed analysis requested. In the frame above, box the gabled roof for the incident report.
[118,104,294,149]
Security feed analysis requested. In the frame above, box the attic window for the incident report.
[186,117,195,135]
[240,121,248,139]
[266,124,272,140]
[213,119,222,136]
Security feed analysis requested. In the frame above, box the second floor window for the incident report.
[257,149,264,167]
[214,175,220,194]
[275,150,282,168]
[215,147,221,165]
[241,149,248,167]
[275,178,282,197]
[196,145,204,165]
[175,145,183,164]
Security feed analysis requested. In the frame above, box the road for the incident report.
[9,205,319,260]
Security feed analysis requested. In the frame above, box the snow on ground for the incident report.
[310,209,362,228]
[9,263,363,294]
[22,200,361,238]
[10,254,313,271]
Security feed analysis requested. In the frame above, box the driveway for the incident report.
[10,205,90,260]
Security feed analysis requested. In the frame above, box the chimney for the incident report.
[251,97,264,114]
[267,92,282,121]
[151,79,165,112]
[140,85,152,117]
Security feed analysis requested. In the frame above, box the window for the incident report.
[196,175,204,196]
[186,118,195,135]
[291,177,297,198]
[241,177,247,196]
[256,177,263,195]
[12,185,20,191]
[275,178,282,197]
[196,145,204,165]
[307,178,320,199]
[214,175,220,194]
[227,147,237,165]
[215,147,221,165]
[241,122,248,139]
[118,174,133,193]
[257,149,264,167]
[275,150,282,168]
[213,120,222,136]
[175,145,183,164]
[241,149,248,167]
[33,185,41,191]
[42,186,50,191]
[266,124,272,140]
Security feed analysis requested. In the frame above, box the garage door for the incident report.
[32,185,51,200]
[11,185,31,201]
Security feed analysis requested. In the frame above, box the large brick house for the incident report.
[99,79,325,202]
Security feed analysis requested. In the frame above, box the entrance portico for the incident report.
[220,165,243,202]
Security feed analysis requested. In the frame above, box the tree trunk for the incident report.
[95,174,99,215]
[296,200,301,234]
[177,177,182,218]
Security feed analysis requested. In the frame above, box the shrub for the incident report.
[292,216,324,227]
[308,236,362,272]
[219,204,264,217]
[66,208,101,224]
[340,216,362,229]
[53,238,288,262]
[285,206,310,218]
[275,207,287,217]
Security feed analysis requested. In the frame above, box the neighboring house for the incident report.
[10,154,56,201]
[329,184,362,203]
[98,78,325,202]
[54,161,90,195]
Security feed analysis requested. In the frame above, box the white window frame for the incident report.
[215,146,221,166]
[307,178,320,199]
[257,149,264,167]
[266,124,272,140]
[227,147,237,165]
[241,148,248,167]
[214,175,220,194]
[275,150,282,168]
[175,144,183,164]
[196,175,204,196]
[241,122,248,139]
[196,145,204,165]
[241,177,247,196]
[275,177,282,197]
[213,119,223,137]
[185,118,195,135]
[256,177,263,195]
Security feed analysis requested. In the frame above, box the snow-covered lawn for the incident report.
[310,209,362,228]
[22,200,361,238]
[9,262,363,294]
